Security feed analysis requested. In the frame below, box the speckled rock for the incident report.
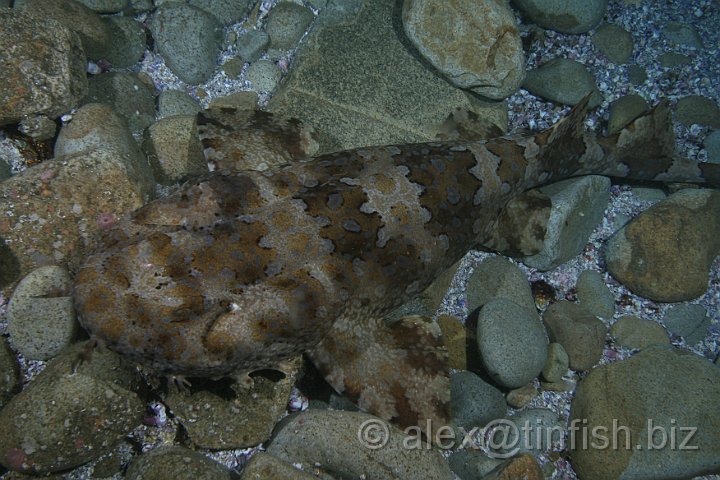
[466,256,535,313]
[523,175,610,271]
[239,452,317,480]
[438,314,467,370]
[6,266,77,360]
[207,91,259,110]
[576,270,615,319]
[247,59,282,93]
[476,298,548,388]
[482,189,552,257]
[503,409,563,454]
[506,383,538,409]
[448,450,504,480]
[189,0,255,25]
[83,72,156,133]
[543,301,606,372]
[522,58,603,107]
[705,130,720,164]
[0,9,87,126]
[17,116,58,142]
[268,0,506,153]
[0,367,143,474]
[592,23,633,65]
[675,95,720,128]
[662,21,703,49]
[0,104,153,288]
[151,3,223,84]
[570,346,720,480]
[143,115,207,184]
[451,371,506,430]
[236,29,270,63]
[164,359,300,449]
[74,0,129,12]
[103,16,147,68]
[658,51,692,68]
[266,410,455,479]
[0,338,20,410]
[401,0,524,100]
[125,446,233,480]
[631,186,666,202]
[606,188,720,302]
[15,0,115,61]
[542,342,569,383]
[511,0,608,34]
[607,94,649,135]
[266,1,314,50]
[157,90,202,118]
[663,304,711,345]
[627,64,647,85]
[610,315,670,349]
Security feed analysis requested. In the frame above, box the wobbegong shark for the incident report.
[73,96,720,435]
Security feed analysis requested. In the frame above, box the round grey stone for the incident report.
[476,298,548,388]
[675,95,720,128]
[542,342,569,383]
[522,58,603,108]
[6,266,78,361]
[662,21,703,49]
[607,94,649,135]
[103,16,147,68]
[466,255,535,314]
[704,130,720,164]
[157,90,202,119]
[151,3,223,84]
[247,59,282,93]
[82,72,156,133]
[451,370,506,430]
[266,1,315,50]
[188,0,255,25]
[236,28,271,63]
[610,315,670,350]
[662,304,711,345]
[512,0,608,34]
[74,0,129,13]
[543,301,606,372]
[592,23,633,65]
[576,270,615,319]
[125,446,233,480]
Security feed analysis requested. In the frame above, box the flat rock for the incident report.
[662,304,711,345]
[268,0,507,154]
[74,0,129,13]
[189,0,255,25]
[607,94,649,135]
[704,129,720,164]
[143,115,207,184]
[662,21,703,49]
[451,370,506,430]
[511,0,608,34]
[523,175,610,271]
[236,29,270,63]
[239,452,317,480]
[543,301,606,372]
[576,270,615,319]
[125,446,234,480]
[610,315,670,350]
[570,346,720,480]
[606,188,720,302]
[522,58,603,108]
[402,0,524,100]
[542,342,569,383]
[592,23,634,65]
[157,90,202,119]
[247,59,282,93]
[466,256,536,313]
[6,266,77,360]
[151,2,223,84]
[266,410,455,479]
[265,1,315,50]
[0,9,87,126]
[476,298,548,388]
[675,95,720,128]
[103,16,147,68]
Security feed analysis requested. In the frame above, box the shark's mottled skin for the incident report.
[74,98,720,433]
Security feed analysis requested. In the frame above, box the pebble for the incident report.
[247,59,282,93]
[143,115,207,184]
[125,446,234,480]
[401,0,524,100]
[610,315,670,349]
[522,58,603,108]
[83,72,156,134]
[505,408,564,454]
[188,0,255,25]
[265,1,315,50]
[0,338,20,410]
[17,115,58,142]
[704,129,720,164]
[163,358,301,449]
[627,64,648,85]
[570,346,720,480]
[448,450,503,480]
[157,90,202,119]
[607,94,649,135]
[662,21,704,49]
[450,370,506,430]
[0,9,88,126]
[576,270,615,319]
[542,342,569,383]
[523,175,610,271]
[466,256,536,314]
[657,52,692,68]
[266,410,455,479]
[511,0,608,34]
[236,29,271,63]
[151,2,223,84]
[675,95,720,128]
[592,23,634,65]
[476,298,548,388]
[543,301,607,372]
[505,383,538,409]
[606,188,720,302]
[662,304,711,345]
[6,266,77,361]
[239,452,317,479]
